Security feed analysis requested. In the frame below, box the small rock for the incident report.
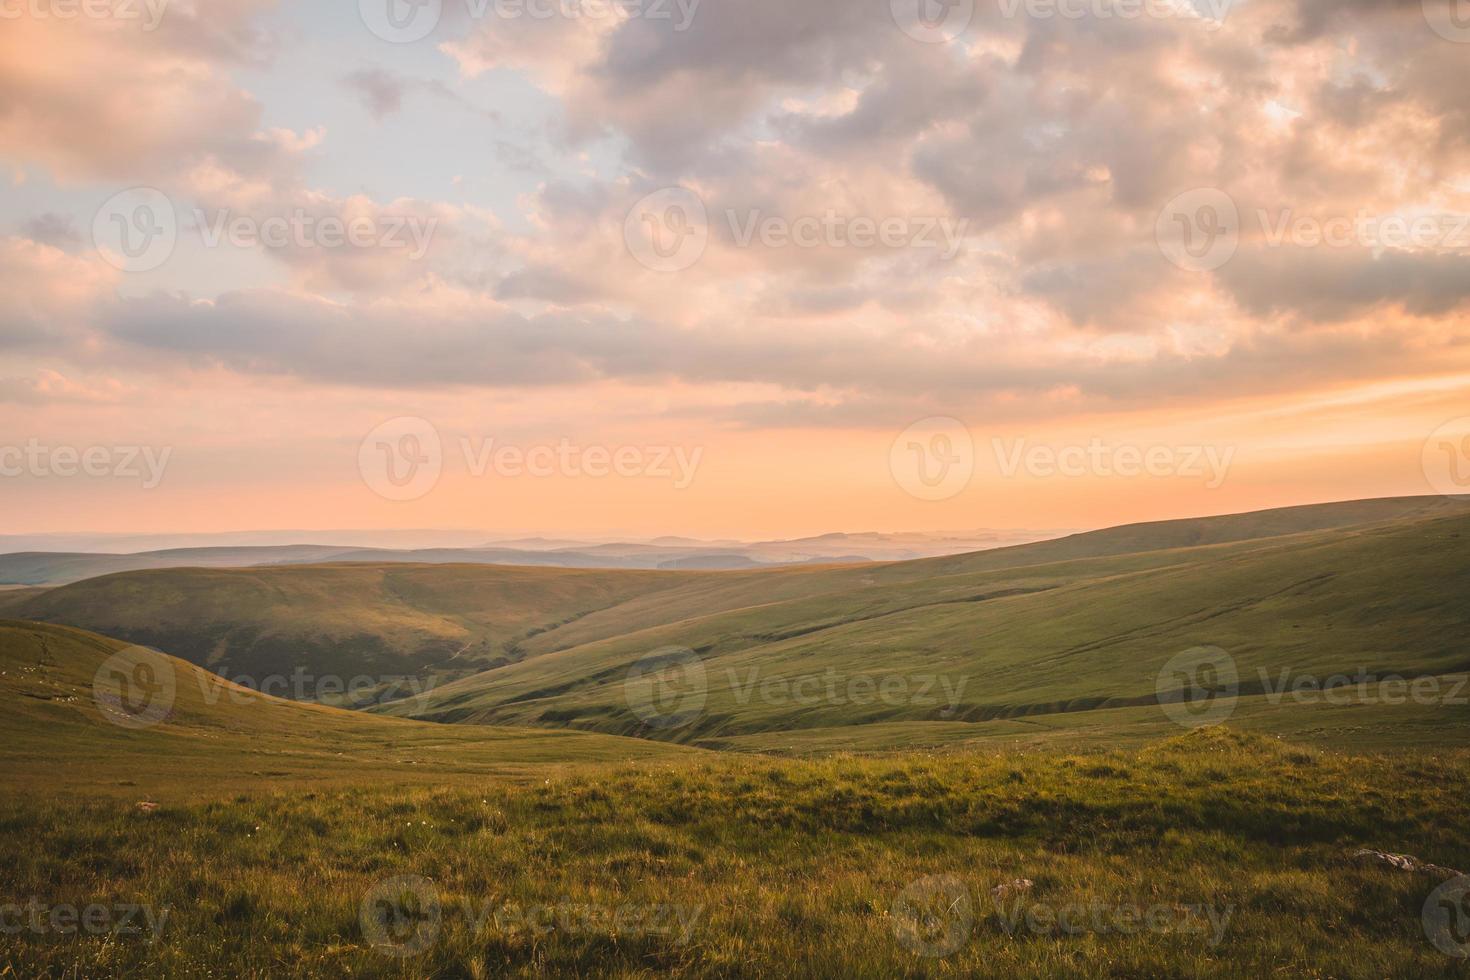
[1352,849,1462,879]
[991,878,1034,900]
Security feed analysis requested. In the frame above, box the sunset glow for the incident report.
[3,0,1469,538]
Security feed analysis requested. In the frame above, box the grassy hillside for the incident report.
[382,508,1470,749]
[0,545,365,586]
[465,494,1470,662]
[14,496,1468,724]
[4,727,1468,977]
[0,585,44,613]
[0,529,1068,585]
[704,691,1470,756]
[0,620,695,799]
[876,493,1465,584]
[0,544,767,586]
[5,494,1470,978]
[12,564,707,690]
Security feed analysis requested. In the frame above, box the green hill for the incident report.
[443,494,1470,663]
[5,502,1470,978]
[378,505,1470,749]
[13,495,1469,744]
[0,545,367,586]
[0,619,694,799]
[11,564,708,690]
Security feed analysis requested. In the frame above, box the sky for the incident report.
[2,0,1469,540]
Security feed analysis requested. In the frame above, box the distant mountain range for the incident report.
[0,529,1071,586]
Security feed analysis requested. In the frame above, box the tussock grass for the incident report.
[5,730,1469,978]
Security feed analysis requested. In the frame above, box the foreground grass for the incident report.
[5,729,1470,978]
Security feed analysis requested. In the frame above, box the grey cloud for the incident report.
[343,69,408,120]
[576,0,901,170]
[103,290,642,386]
[496,267,608,305]
[1218,247,1470,322]
[88,286,1451,420]
[1270,0,1424,42]
[1020,247,1171,328]
[20,213,80,248]
[342,68,501,123]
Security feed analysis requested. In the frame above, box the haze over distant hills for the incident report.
[0,528,1070,586]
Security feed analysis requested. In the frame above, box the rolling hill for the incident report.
[376,501,1470,748]
[11,495,1466,747]
[0,545,365,586]
[5,617,1469,977]
[10,564,717,689]
[0,619,694,798]
[5,503,1470,977]
[0,528,1066,586]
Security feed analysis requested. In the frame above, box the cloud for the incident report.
[0,237,117,350]
[343,68,409,120]
[73,274,1465,426]
[3,0,1469,437]
[340,68,499,123]
[19,212,81,247]
[0,2,276,183]
[0,369,130,405]
[1218,246,1470,322]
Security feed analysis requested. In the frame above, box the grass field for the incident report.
[6,498,1470,977]
[5,728,1470,978]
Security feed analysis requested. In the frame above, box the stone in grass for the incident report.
[1352,849,1463,879]
[991,879,1034,900]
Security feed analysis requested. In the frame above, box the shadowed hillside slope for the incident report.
[11,565,708,688]
[0,620,695,798]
